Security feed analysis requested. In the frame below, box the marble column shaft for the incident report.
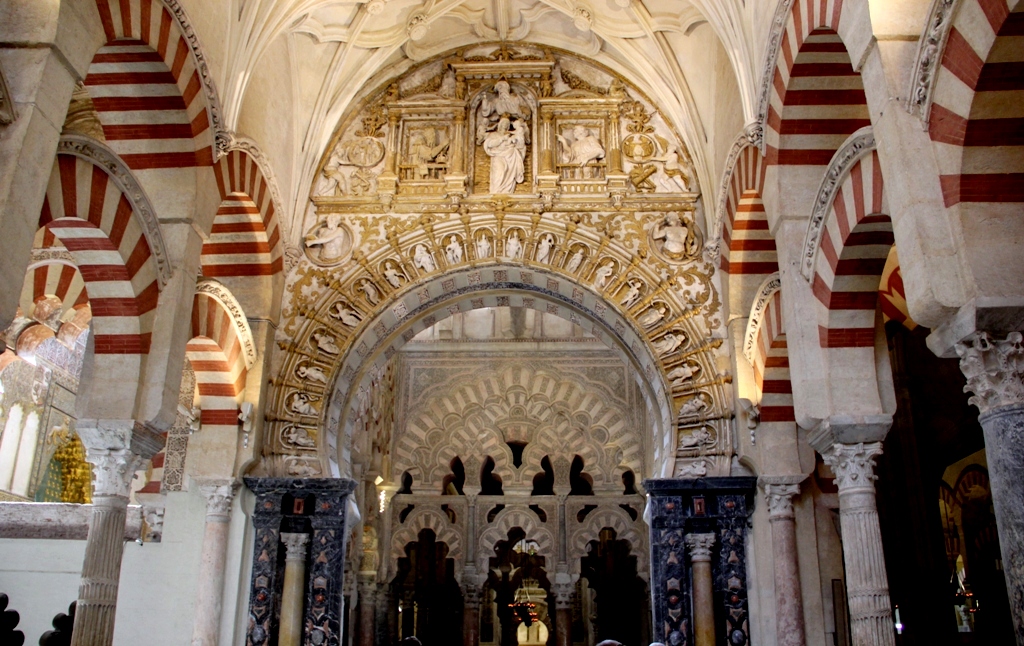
[462,584,481,646]
[685,533,716,646]
[553,583,573,646]
[71,428,145,646]
[279,533,310,646]
[764,482,807,646]
[357,578,377,646]
[823,443,895,646]
[956,331,1024,644]
[191,480,240,646]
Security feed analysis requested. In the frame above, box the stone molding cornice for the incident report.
[800,127,876,281]
[57,135,172,287]
[755,0,796,154]
[710,125,761,251]
[685,532,716,562]
[905,0,962,127]
[162,0,229,158]
[821,442,882,495]
[956,331,1024,414]
[743,273,782,367]
[197,279,258,369]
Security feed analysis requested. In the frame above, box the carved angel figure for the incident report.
[445,235,463,264]
[359,279,380,305]
[312,332,341,354]
[677,459,708,478]
[678,426,712,449]
[638,305,667,328]
[296,364,328,384]
[557,125,605,167]
[476,232,492,258]
[284,425,317,448]
[653,332,684,356]
[290,393,318,417]
[330,302,362,327]
[536,234,554,264]
[678,393,708,418]
[413,244,436,272]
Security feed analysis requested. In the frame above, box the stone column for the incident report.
[762,480,807,646]
[279,533,310,646]
[462,582,481,646]
[552,581,573,646]
[685,533,716,646]
[70,422,149,646]
[956,331,1024,644]
[822,443,895,646]
[357,576,376,646]
[191,479,240,646]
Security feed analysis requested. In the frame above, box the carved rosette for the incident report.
[822,442,883,494]
[198,479,241,522]
[955,331,1024,415]
[763,482,800,521]
[684,532,716,563]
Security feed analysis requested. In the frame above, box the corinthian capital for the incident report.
[196,479,240,521]
[956,331,1024,414]
[762,482,801,520]
[684,532,716,563]
[822,442,882,494]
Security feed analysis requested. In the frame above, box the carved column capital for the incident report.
[551,581,574,609]
[358,575,377,603]
[762,482,801,521]
[464,583,484,610]
[956,331,1024,415]
[822,442,882,495]
[87,448,145,498]
[281,532,310,562]
[196,479,240,522]
[684,532,716,563]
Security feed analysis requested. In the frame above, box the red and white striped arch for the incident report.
[764,0,870,169]
[743,276,795,423]
[719,143,776,276]
[35,152,163,357]
[204,149,284,278]
[84,0,222,169]
[19,260,89,321]
[807,149,893,348]
[929,1,1024,244]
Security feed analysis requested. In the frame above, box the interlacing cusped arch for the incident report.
[266,46,731,480]
[565,503,648,580]
[476,506,557,574]
[388,505,466,583]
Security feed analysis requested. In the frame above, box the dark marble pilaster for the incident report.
[644,477,757,646]
[243,477,357,646]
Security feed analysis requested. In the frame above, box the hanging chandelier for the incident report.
[510,579,540,627]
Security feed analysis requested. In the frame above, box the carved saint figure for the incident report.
[536,233,554,264]
[413,244,436,272]
[312,331,340,354]
[677,459,708,478]
[290,393,318,417]
[296,364,328,384]
[408,128,449,179]
[283,425,317,448]
[653,143,690,191]
[305,213,351,264]
[358,279,380,305]
[439,67,457,98]
[593,260,614,289]
[476,232,492,258]
[316,147,348,196]
[477,80,532,133]
[566,247,585,273]
[678,393,708,417]
[482,117,526,194]
[667,362,700,386]
[383,262,404,288]
[506,231,523,259]
[621,279,643,307]
[330,302,362,327]
[652,212,699,260]
[638,305,667,328]
[653,332,684,356]
[445,235,463,264]
[678,426,712,449]
[557,125,605,167]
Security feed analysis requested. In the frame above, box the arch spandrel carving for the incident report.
[265,46,731,481]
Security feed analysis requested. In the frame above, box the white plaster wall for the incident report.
[0,538,84,642]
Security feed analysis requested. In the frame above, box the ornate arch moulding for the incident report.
[754,0,797,154]
[162,0,230,158]
[710,124,763,250]
[905,0,962,127]
[57,135,172,287]
[196,279,259,370]
[742,272,782,367]
[799,127,876,281]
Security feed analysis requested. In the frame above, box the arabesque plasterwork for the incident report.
[263,47,728,480]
